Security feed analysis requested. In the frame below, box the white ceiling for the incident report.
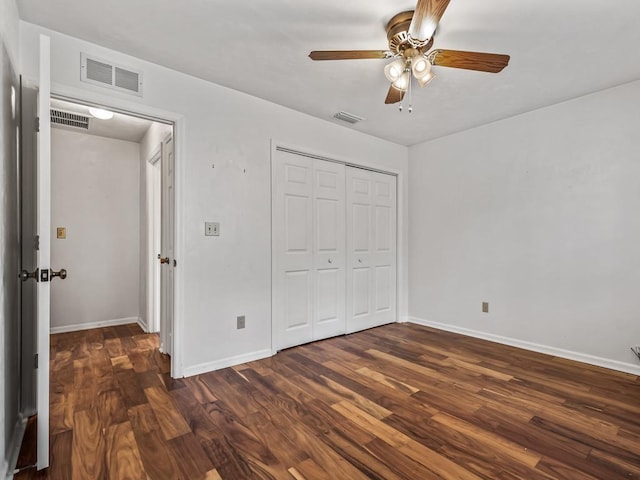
[18,0,640,146]
[51,98,154,143]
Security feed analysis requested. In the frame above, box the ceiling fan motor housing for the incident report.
[386,11,433,56]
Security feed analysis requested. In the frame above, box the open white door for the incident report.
[160,134,175,355]
[36,34,51,471]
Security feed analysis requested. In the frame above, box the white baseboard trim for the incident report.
[137,317,149,333]
[4,414,28,479]
[408,317,640,376]
[50,316,141,334]
[182,349,273,378]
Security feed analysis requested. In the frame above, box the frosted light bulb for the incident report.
[392,71,411,92]
[384,58,407,82]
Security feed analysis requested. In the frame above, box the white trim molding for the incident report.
[4,415,28,479]
[409,317,640,376]
[182,349,273,378]
[50,316,142,334]
[137,317,149,333]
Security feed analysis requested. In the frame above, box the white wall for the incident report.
[408,80,640,374]
[20,23,409,375]
[51,128,141,331]
[0,0,20,476]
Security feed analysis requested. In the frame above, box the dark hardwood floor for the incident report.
[14,322,640,479]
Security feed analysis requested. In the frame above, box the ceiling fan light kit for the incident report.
[384,58,406,83]
[309,0,510,110]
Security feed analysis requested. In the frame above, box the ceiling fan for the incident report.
[309,0,510,108]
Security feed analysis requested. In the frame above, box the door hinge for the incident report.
[35,235,39,251]
[35,117,40,133]
[34,354,38,369]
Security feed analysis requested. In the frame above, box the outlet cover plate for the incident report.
[205,222,220,236]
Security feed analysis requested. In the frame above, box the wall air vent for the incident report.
[51,109,90,129]
[81,53,143,96]
[333,111,364,124]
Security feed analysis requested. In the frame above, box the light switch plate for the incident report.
[56,227,66,239]
[205,222,220,236]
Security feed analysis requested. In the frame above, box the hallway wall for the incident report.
[50,128,142,331]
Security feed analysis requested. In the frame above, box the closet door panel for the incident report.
[274,152,314,349]
[313,160,346,340]
[346,167,397,333]
[352,267,371,317]
[374,265,392,312]
[371,171,397,326]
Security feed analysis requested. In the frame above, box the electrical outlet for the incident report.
[237,315,245,329]
[482,302,489,313]
[205,222,220,236]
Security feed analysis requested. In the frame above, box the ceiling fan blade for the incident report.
[430,49,510,73]
[384,84,405,104]
[409,0,451,43]
[309,50,391,60]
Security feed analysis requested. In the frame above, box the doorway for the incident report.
[18,92,177,469]
[46,98,174,345]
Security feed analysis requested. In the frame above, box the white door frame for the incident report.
[147,150,162,334]
[270,140,406,355]
[48,84,186,378]
[36,34,51,472]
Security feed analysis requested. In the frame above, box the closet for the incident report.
[272,148,396,351]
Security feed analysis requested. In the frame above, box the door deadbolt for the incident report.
[51,268,67,280]
[19,268,39,282]
[159,256,170,264]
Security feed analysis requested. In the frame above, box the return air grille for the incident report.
[50,109,90,129]
[81,53,143,96]
[85,58,113,84]
[115,67,140,92]
[333,111,364,124]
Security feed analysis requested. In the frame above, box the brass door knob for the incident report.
[159,256,170,264]
[19,268,39,282]
[51,268,67,280]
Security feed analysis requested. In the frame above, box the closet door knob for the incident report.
[328,259,333,264]
[358,259,362,263]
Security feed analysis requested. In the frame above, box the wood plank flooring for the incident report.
[15,322,640,479]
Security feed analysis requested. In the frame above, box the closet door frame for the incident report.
[271,142,405,354]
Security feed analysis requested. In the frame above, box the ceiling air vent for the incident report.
[81,53,143,96]
[51,109,90,129]
[333,111,364,124]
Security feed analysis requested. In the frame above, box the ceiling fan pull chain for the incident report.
[408,73,413,113]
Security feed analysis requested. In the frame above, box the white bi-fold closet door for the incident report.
[273,151,347,350]
[346,167,397,333]
[272,148,397,351]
